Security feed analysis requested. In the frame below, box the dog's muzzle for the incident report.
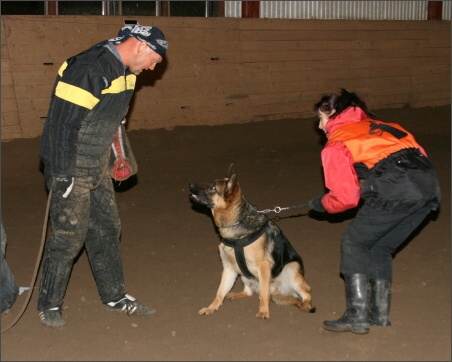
[189,183,211,207]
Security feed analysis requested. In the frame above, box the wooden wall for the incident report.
[1,15,450,140]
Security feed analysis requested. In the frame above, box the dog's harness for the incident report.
[220,221,268,278]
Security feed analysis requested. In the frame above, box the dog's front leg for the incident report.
[199,266,238,316]
[256,263,271,319]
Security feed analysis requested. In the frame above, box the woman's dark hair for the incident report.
[313,88,377,119]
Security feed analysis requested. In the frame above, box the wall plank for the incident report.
[1,15,450,140]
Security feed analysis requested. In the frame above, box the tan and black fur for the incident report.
[189,164,315,319]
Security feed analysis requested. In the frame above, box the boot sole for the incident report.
[323,324,369,334]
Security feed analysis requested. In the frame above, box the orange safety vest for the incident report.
[327,120,422,169]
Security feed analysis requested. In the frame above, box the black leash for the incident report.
[257,202,309,214]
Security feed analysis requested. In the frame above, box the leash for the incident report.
[1,173,104,333]
[1,148,114,333]
[257,202,309,214]
[1,190,52,334]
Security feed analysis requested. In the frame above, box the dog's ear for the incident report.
[228,163,236,178]
[226,172,237,194]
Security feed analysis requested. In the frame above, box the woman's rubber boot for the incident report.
[323,274,370,335]
[369,278,392,326]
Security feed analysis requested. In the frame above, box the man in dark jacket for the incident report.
[309,89,440,334]
[38,24,168,327]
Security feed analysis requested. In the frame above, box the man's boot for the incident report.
[369,278,392,326]
[323,273,370,334]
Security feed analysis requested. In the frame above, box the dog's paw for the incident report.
[198,307,216,316]
[255,311,270,319]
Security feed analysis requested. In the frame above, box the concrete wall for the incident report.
[1,15,450,140]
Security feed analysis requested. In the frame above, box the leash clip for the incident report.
[257,203,309,214]
[257,208,272,214]
[257,206,286,214]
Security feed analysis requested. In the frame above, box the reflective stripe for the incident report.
[55,81,100,109]
[58,61,68,77]
[101,74,136,94]
[126,74,136,90]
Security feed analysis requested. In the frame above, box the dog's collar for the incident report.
[220,221,268,278]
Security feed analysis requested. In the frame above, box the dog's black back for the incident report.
[265,220,305,278]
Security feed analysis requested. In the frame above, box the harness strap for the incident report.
[220,222,268,278]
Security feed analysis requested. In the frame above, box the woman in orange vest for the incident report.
[308,89,441,334]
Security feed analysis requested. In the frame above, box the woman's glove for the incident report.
[308,196,326,213]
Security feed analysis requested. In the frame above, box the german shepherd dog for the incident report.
[189,164,315,319]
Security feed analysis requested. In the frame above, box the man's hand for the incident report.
[308,196,326,213]
[53,177,75,198]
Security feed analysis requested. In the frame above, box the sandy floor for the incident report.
[1,105,450,361]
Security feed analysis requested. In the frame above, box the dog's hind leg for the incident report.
[292,273,316,313]
[276,262,315,313]
[272,294,305,307]
[226,276,256,300]
[225,289,253,300]
[198,267,238,316]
